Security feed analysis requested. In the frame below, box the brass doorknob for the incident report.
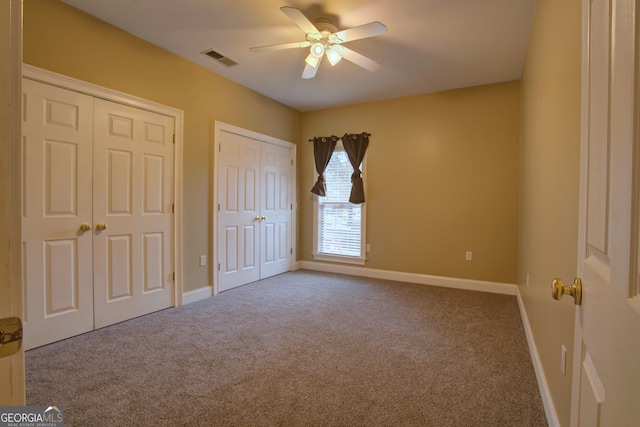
[551,277,582,305]
[95,222,108,231]
[79,223,92,232]
[260,216,267,221]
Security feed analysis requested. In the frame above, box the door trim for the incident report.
[570,2,591,422]
[213,121,297,295]
[0,0,25,405]
[22,64,185,306]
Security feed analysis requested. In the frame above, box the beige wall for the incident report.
[518,0,582,425]
[20,1,586,422]
[25,0,522,290]
[23,0,301,292]
[300,82,521,284]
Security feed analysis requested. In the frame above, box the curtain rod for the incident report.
[308,133,371,142]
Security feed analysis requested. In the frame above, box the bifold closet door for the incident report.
[22,79,95,349]
[260,142,292,279]
[22,80,175,349]
[92,99,174,329]
[218,131,261,292]
[217,130,293,292]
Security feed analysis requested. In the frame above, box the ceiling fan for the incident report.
[249,6,388,79]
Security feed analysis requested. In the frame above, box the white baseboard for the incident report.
[516,288,560,427]
[182,286,213,305]
[296,261,517,295]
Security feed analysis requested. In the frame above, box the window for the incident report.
[313,143,367,264]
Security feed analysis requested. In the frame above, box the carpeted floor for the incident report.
[26,270,547,426]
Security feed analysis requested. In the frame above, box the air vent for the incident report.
[202,49,238,67]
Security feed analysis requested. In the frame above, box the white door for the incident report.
[22,82,175,348]
[570,0,640,425]
[22,79,95,349]
[260,142,293,278]
[92,99,174,328]
[217,129,293,292]
[218,131,261,291]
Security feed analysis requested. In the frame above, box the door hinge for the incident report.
[172,203,175,213]
[172,272,175,282]
[173,134,176,144]
[219,143,222,152]
[218,203,221,212]
[0,317,23,359]
[290,248,293,255]
[218,263,221,271]
[291,158,293,166]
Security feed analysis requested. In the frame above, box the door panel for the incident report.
[144,155,165,213]
[107,149,133,214]
[218,131,260,291]
[45,239,79,314]
[45,140,78,215]
[144,232,164,291]
[106,234,132,300]
[93,99,174,329]
[260,143,292,279]
[22,79,94,350]
[572,0,640,425]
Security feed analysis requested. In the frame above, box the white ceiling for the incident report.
[62,0,537,112]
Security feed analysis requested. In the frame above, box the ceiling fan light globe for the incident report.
[310,42,324,57]
[305,53,320,68]
[326,48,342,66]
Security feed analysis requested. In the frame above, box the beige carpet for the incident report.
[26,270,547,426]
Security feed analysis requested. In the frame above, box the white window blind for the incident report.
[317,147,362,258]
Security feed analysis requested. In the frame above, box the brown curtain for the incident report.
[342,133,370,204]
[310,136,338,196]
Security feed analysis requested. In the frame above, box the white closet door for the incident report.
[217,127,293,292]
[260,142,292,279]
[92,99,174,328]
[22,79,95,350]
[218,131,261,291]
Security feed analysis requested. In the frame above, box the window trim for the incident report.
[312,142,367,265]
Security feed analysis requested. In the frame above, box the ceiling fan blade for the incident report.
[302,60,321,79]
[250,41,311,53]
[280,6,320,36]
[330,22,387,43]
[334,46,381,72]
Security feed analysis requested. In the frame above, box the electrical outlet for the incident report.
[200,255,207,266]
[465,251,472,261]
[561,345,567,376]
[366,244,371,252]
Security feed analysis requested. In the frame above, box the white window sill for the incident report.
[312,252,367,265]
